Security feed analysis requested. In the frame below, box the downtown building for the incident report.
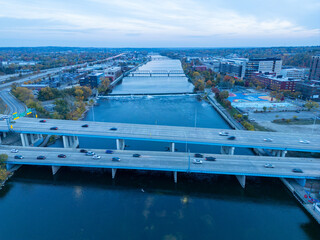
[309,55,320,81]
[251,73,300,92]
[245,58,282,79]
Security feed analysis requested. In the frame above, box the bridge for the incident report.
[1,117,319,155]
[130,70,185,77]
[2,146,319,188]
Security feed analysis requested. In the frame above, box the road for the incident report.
[2,146,320,179]
[1,117,320,153]
[0,90,26,114]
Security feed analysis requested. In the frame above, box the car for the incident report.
[58,154,66,158]
[80,149,88,153]
[109,127,117,131]
[249,118,256,122]
[228,136,236,140]
[292,168,303,173]
[263,138,273,142]
[133,153,141,158]
[11,149,19,153]
[264,163,274,168]
[105,150,114,154]
[14,155,24,159]
[205,157,216,161]
[193,159,203,164]
[295,110,300,113]
[92,155,101,160]
[112,157,121,162]
[219,131,229,136]
[299,140,310,144]
[86,151,95,156]
[39,120,46,123]
[2,115,9,119]
[37,156,46,160]
[82,124,89,128]
[50,127,58,130]
[194,153,203,158]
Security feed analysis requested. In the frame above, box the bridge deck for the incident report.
[2,146,320,179]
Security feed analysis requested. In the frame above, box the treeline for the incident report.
[11,85,92,120]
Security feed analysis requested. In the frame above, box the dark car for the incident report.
[112,157,120,162]
[82,124,89,128]
[133,154,141,158]
[37,156,46,160]
[292,168,303,173]
[105,150,114,154]
[58,154,66,158]
[205,157,216,161]
[40,120,46,123]
[80,149,88,153]
[228,136,236,140]
[109,127,117,131]
[50,127,58,130]
[194,153,203,158]
[14,155,24,159]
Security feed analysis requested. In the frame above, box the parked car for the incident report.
[112,157,121,162]
[58,154,66,158]
[205,157,216,161]
[193,159,203,164]
[228,136,236,140]
[82,124,89,128]
[86,151,95,156]
[219,131,229,136]
[194,153,203,158]
[292,168,303,173]
[133,153,141,158]
[37,156,46,160]
[299,140,310,144]
[264,163,274,168]
[80,149,88,153]
[39,120,46,123]
[14,155,24,159]
[109,127,117,131]
[105,150,114,154]
[50,127,58,130]
[92,155,101,160]
[11,149,19,153]
[263,138,273,142]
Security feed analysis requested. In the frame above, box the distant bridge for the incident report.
[130,70,185,77]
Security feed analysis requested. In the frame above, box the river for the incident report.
[0,56,319,240]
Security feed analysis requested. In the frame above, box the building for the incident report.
[245,58,282,79]
[252,73,300,91]
[281,68,307,79]
[295,80,320,100]
[79,72,104,88]
[219,59,247,79]
[309,55,320,81]
[192,65,207,72]
[104,67,122,81]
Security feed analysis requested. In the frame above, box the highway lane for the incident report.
[2,117,320,153]
[0,90,26,114]
[1,146,320,178]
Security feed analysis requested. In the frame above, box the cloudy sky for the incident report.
[0,0,319,47]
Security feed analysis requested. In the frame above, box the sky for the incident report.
[0,0,319,48]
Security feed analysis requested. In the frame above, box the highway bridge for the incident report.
[0,117,319,154]
[2,146,319,188]
[130,70,185,77]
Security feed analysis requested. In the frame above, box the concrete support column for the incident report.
[52,166,61,175]
[112,168,117,179]
[3,132,7,138]
[62,136,69,148]
[295,178,306,187]
[221,146,235,155]
[280,150,287,157]
[73,136,79,148]
[173,171,178,183]
[6,163,15,171]
[20,133,29,147]
[170,142,175,152]
[236,175,246,188]
[116,139,125,150]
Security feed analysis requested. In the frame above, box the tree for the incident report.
[219,90,229,100]
[263,106,267,112]
[305,101,319,111]
[0,154,8,167]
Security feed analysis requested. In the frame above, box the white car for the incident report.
[299,140,310,144]
[263,138,273,142]
[11,149,19,153]
[219,131,229,136]
[92,155,101,160]
[264,163,275,168]
[193,159,203,164]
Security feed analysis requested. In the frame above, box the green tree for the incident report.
[305,101,319,111]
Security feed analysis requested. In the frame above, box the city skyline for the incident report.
[0,0,319,47]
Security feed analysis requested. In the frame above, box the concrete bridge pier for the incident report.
[52,166,61,175]
[236,175,246,188]
[170,142,175,152]
[173,171,178,183]
[269,150,287,157]
[112,168,117,179]
[295,178,306,187]
[20,133,30,147]
[62,136,79,148]
[116,139,125,150]
[20,133,42,147]
[221,146,235,155]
